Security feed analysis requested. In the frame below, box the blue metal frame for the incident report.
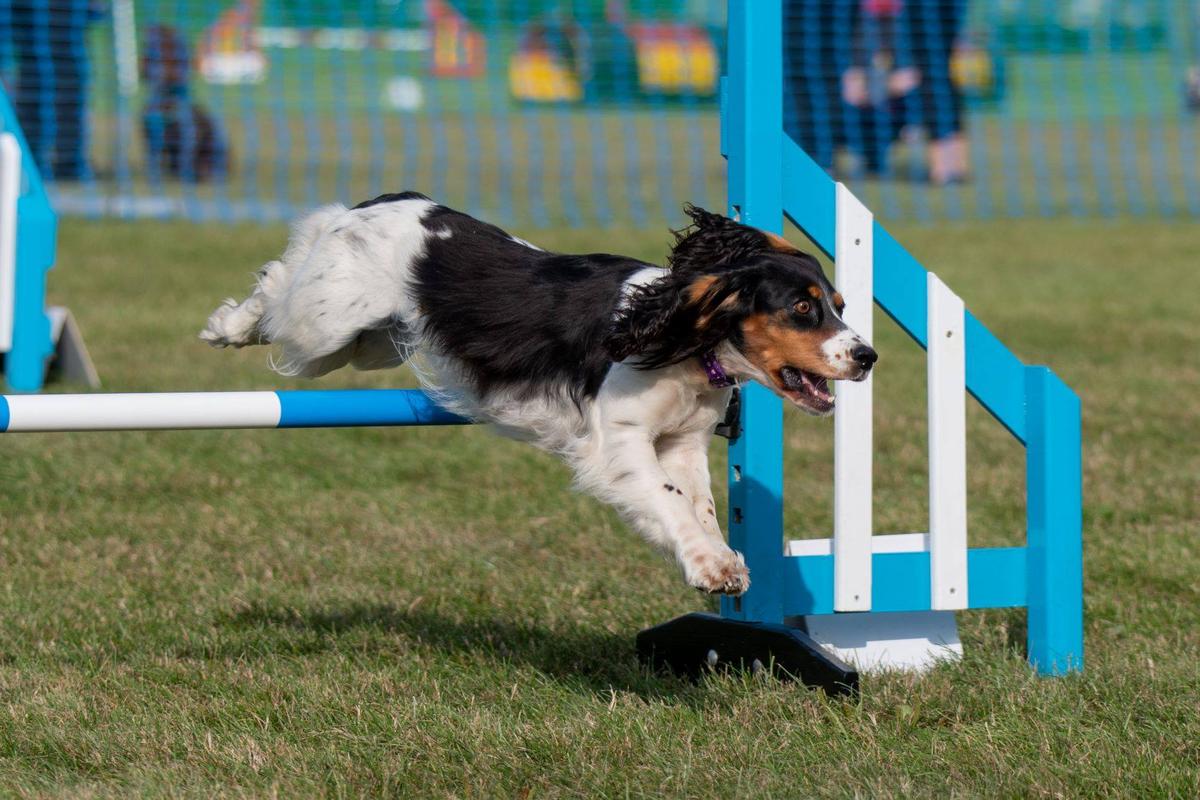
[719,0,786,626]
[0,88,57,393]
[720,0,1082,675]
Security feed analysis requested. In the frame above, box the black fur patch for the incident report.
[357,197,836,404]
[411,202,649,404]
[352,191,433,210]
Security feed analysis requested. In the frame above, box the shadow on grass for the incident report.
[192,601,706,703]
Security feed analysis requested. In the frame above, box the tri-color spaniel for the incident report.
[201,193,876,595]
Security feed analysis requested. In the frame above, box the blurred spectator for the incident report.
[141,24,229,182]
[783,0,856,171]
[840,0,920,174]
[785,0,969,183]
[9,0,97,180]
[1185,66,1200,113]
[901,0,968,184]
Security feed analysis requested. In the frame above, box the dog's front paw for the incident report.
[684,548,750,596]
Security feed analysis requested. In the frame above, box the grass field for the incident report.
[0,215,1197,797]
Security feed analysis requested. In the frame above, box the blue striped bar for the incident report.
[0,389,469,433]
[275,389,468,428]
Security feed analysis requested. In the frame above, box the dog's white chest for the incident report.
[596,362,729,437]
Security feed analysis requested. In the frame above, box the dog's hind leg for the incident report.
[199,259,287,348]
[349,321,412,371]
[282,319,412,378]
[200,203,348,349]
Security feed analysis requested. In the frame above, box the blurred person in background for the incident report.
[840,0,920,175]
[901,0,969,184]
[785,0,969,184]
[140,23,229,182]
[7,0,99,180]
[783,0,856,172]
[1187,1,1200,111]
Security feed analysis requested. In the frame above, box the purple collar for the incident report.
[700,350,735,388]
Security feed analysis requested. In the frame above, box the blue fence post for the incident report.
[0,88,56,393]
[1024,366,1084,674]
[720,0,785,625]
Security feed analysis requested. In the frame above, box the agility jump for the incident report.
[637,0,1081,691]
[0,1,1081,696]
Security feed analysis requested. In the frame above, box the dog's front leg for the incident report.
[586,430,749,595]
[655,429,724,544]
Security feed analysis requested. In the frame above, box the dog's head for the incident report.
[606,204,876,415]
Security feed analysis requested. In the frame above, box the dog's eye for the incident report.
[793,300,812,315]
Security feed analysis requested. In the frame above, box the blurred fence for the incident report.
[3,0,1199,228]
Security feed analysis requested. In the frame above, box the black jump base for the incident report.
[637,612,859,696]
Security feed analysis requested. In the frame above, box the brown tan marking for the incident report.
[832,291,845,310]
[741,311,836,381]
[806,285,823,299]
[687,275,740,329]
[686,275,719,305]
[763,231,800,253]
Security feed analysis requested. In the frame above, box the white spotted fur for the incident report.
[821,327,869,371]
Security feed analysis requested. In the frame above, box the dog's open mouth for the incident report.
[779,366,835,415]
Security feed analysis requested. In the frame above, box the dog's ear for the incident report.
[669,203,797,275]
[605,276,686,364]
[605,271,746,368]
[606,205,794,368]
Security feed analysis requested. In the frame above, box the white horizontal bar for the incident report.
[787,533,929,558]
[4,392,281,432]
[833,182,874,611]
[927,272,968,610]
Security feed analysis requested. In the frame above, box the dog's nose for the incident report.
[852,344,878,371]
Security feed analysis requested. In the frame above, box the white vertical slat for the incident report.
[927,272,968,610]
[0,133,20,354]
[833,183,874,612]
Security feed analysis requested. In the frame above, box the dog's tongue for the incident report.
[780,366,835,411]
[800,371,832,403]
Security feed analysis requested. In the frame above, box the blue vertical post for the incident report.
[1024,366,1084,674]
[0,88,55,392]
[8,194,55,391]
[720,0,786,624]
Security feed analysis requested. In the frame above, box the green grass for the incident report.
[0,216,1197,797]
